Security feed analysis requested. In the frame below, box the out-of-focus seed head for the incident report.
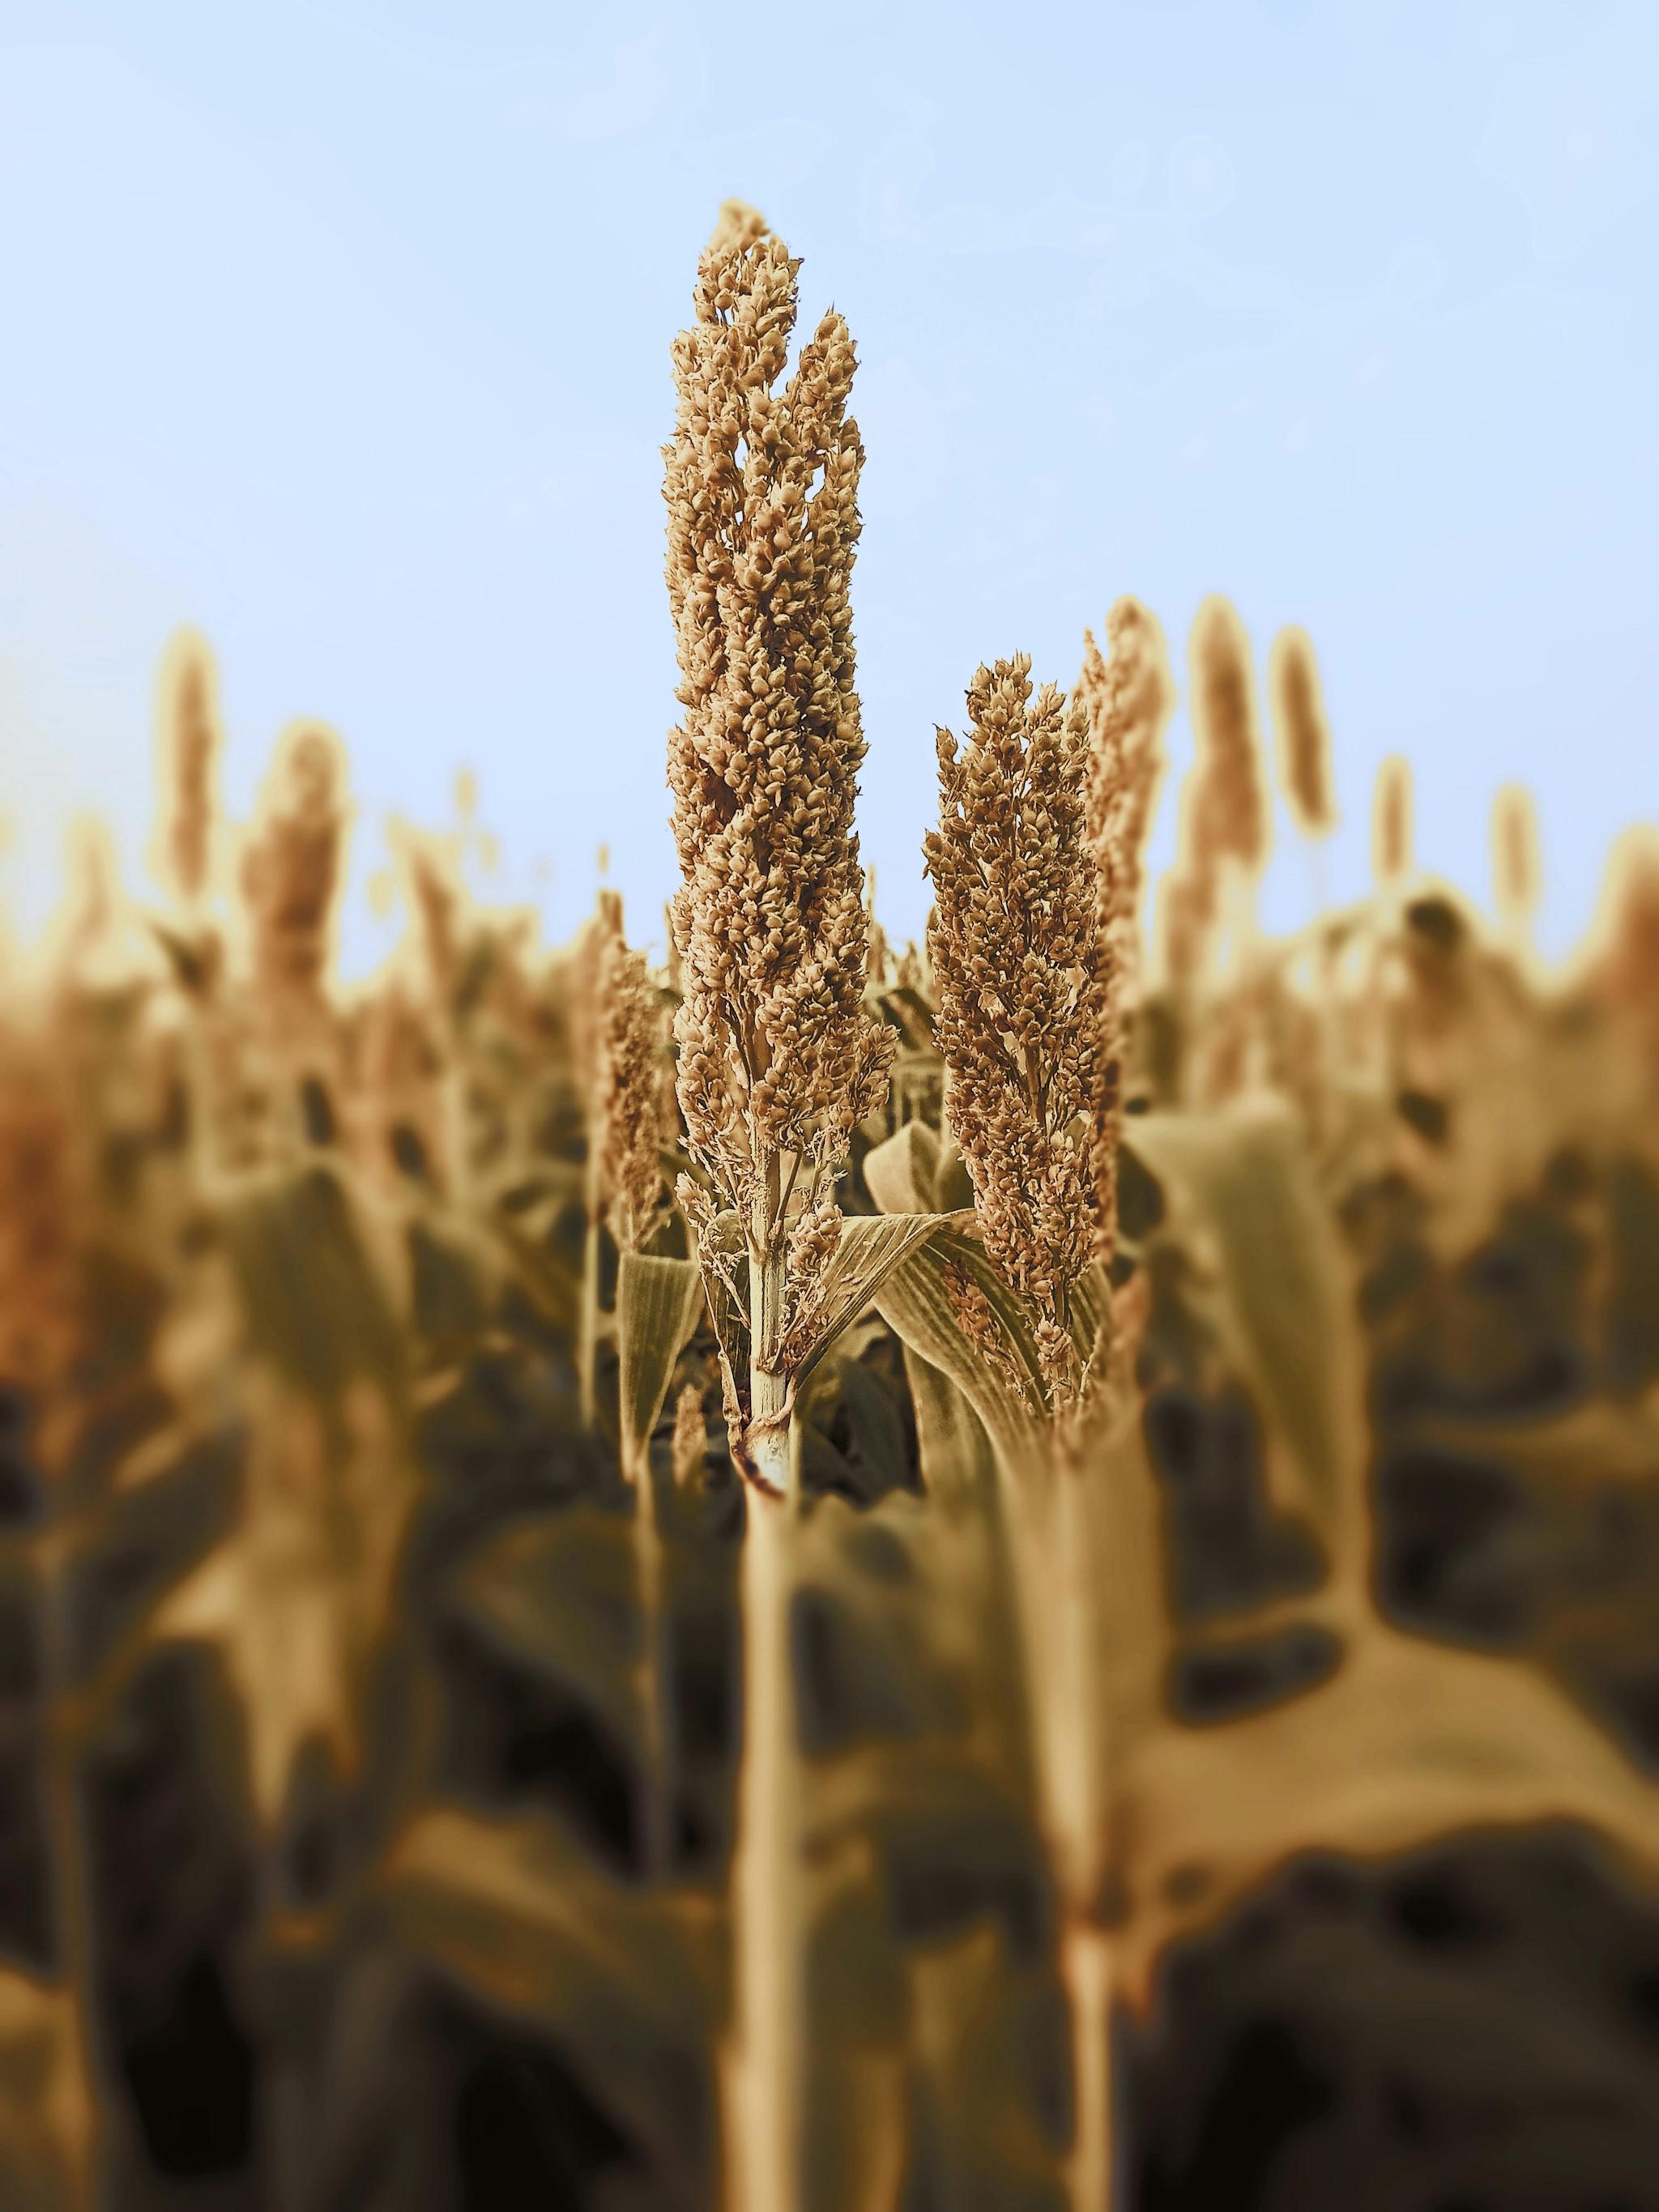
[1157,596,1269,991]
[1079,597,1175,996]
[1188,595,1269,877]
[240,722,348,999]
[1268,625,1337,839]
[1372,753,1414,889]
[1492,782,1541,931]
[595,902,668,1254]
[1079,597,1175,1261]
[1587,828,1659,1038]
[155,627,221,908]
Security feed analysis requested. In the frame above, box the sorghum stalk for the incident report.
[663,201,893,2212]
[926,654,1122,2210]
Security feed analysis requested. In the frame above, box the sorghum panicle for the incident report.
[1269,624,1337,838]
[1079,597,1174,1259]
[663,200,893,1286]
[1372,753,1414,888]
[595,910,667,1254]
[926,656,1108,1404]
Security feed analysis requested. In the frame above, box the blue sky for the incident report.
[1,0,1654,970]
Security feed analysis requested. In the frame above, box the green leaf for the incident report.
[1126,1102,1364,1550]
[450,1507,644,1757]
[616,1252,703,1479]
[381,1807,719,2196]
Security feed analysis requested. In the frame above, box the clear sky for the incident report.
[2,0,1654,971]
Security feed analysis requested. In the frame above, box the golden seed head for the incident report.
[1492,781,1541,927]
[1371,753,1414,888]
[1078,597,1175,1260]
[1268,624,1337,838]
[925,655,1111,1404]
[240,722,348,997]
[1188,594,1269,876]
[156,627,221,907]
[663,202,894,1239]
[594,902,667,1254]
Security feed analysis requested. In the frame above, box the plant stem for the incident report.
[725,1154,800,2212]
[726,1479,797,2212]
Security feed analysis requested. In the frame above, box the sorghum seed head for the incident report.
[1268,625,1337,838]
[925,655,1109,1407]
[663,202,893,1255]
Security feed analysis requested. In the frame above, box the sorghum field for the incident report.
[3,204,1658,2212]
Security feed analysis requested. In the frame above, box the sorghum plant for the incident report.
[923,650,1130,2211]
[663,201,896,2212]
[664,199,894,1490]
